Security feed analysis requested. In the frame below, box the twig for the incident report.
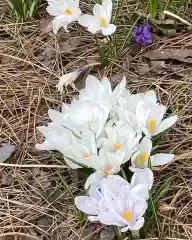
[163,10,192,26]
[0,163,69,169]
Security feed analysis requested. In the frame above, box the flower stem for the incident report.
[113,226,123,240]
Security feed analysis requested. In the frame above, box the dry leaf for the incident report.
[0,143,15,162]
[143,49,192,63]
[40,17,53,34]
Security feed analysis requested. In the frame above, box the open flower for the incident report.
[98,186,148,232]
[130,136,175,170]
[76,175,148,230]
[78,0,116,36]
[102,175,149,201]
[84,148,125,189]
[47,0,81,34]
[79,75,126,109]
[132,24,152,45]
[48,101,109,138]
[97,124,141,163]
[142,103,178,137]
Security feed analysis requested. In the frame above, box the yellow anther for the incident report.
[84,153,90,159]
[64,8,72,15]
[100,17,108,28]
[122,210,131,221]
[105,168,112,175]
[137,152,148,166]
[114,143,121,151]
[148,119,156,133]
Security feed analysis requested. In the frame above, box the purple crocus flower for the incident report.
[132,23,152,45]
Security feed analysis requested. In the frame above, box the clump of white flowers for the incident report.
[46,0,116,36]
[36,74,178,233]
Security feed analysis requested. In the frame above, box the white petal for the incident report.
[52,17,66,34]
[78,15,100,34]
[101,24,116,36]
[143,90,157,104]
[98,212,125,227]
[151,153,174,166]
[88,216,99,222]
[132,199,148,217]
[84,172,104,190]
[93,4,105,19]
[131,168,154,190]
[129,217,144,231]
[64,157,81,169]
[75,196,98,215]
[121,226,129,232]
[102,0,112,22]
[56,72,79,91]
[131,184,149,200]
[111,77,126,103]
[155,115,178,135]
[48,109,66,125]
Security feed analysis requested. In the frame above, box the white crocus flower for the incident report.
[47,0,81,34]
[131,168,154,190]
[48,101,109,138]
[35,123,80,168]
[102,175,149,201]
[130,136,175,170]
[75,184,107,222]
[84,149,124,189]
[56,70,81,93]
[78,0,116,36]
[62,129,98,168]
[36,124,97,169]
[97,124,141,163]
[79,75,126,109]
[98,188,147,232]
[142,102,178,137]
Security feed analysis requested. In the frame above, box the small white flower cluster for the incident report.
[36,75,177,232]
[46,0,116,36]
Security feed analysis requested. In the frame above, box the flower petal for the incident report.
[101,24,116,36]
[93,4,105,19]
[151,153,174,166]
[155,115,178,135]
[102,0,112,22]
[131,184,149,200]
[52,17,64,34]
[75,196,98,215]
[98,212,125,227]
[111,77,126,104]
[131,168,154,190]
[78,15,100,34]
[84,172,104,190]
[129,217,144,231]
[143,90,157,104]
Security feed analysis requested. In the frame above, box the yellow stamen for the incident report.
[137,152,148,166]
[148,119,156,133]
[122,210,131,222]
[64,8,72,15]
[114,143,121,151]
[105,168,112,175]
[100,17,108,28]
[87,121,92,128]
[84,153,90,159]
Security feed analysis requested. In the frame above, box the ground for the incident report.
[0,1,192,240]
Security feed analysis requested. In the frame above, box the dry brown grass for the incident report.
[0,2,192,240]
